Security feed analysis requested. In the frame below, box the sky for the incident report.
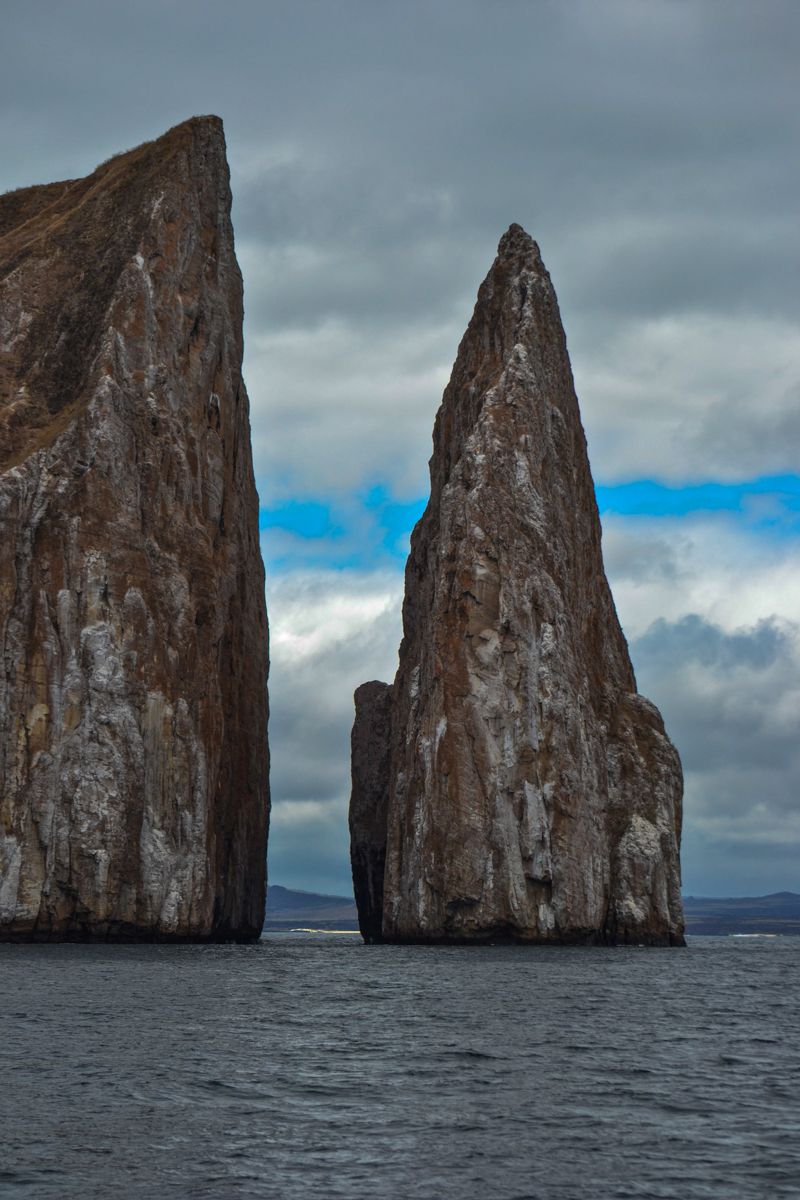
[2,1,798,898]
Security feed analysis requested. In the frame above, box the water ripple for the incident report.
[0,936,798,1198]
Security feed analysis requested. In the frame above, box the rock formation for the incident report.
[349,681,392,943]
[350,224,684,945]
[0,117,270,941]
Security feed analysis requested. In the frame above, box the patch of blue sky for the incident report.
[361,484,427,558]
[258,499,345,541]
[595,475,800,533]
[260,486,427,571]
[259,474,800,571]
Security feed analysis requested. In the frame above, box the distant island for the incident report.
[681,892,800,936]
[264,886,361,931]
[265,886,800,937]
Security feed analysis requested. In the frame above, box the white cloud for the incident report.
[242,274,800,508]
[632,613,800,895]
[608,513,800,895]
[574,313,800,485]
[261,515,800,896]
[603,512,800,637]
[265,565,403,891]
[260,504,800,896]
[3,0,798,897]
[245,315,456,502]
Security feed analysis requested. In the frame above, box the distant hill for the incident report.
[263,887,800,935]
[264,885,359,930]
[682,892,800,936]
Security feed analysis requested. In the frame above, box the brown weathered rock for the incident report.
[350,224,684,945]
[349,681,392,942]
[0,117,269,941]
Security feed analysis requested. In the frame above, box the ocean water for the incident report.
[1,935,798,1199]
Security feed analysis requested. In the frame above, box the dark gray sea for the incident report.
[1,935,798,1199]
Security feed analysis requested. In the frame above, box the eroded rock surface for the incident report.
[0,117,270,940]
[350,224,683,945]
[349,681,392,942]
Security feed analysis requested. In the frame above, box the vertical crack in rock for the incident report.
[0,117,270,941]
[350,224,684,946]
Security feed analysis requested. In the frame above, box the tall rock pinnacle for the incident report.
[0,117,270,940]
[350,224,684,945]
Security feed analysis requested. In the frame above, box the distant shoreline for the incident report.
[264,886,800,937]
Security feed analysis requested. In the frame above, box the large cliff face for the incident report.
[0,117,270,940]
[350,224,684,945]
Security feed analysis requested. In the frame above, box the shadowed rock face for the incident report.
[0,117,270,941]
[349,681,392,942]
[350,224,684,946]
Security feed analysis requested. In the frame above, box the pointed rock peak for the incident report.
[496,221,541,262]
[165,113,225,137]
[484,223,547,301]
[88,115,230,195]
[460,222,555,363]
[350,230,684,948]
[429,223,567,489]
[1,116,241,472]
[121,114,227,163]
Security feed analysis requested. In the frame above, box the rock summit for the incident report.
[350,224,684,945]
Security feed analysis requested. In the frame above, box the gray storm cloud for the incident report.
[264,542,800,898]
[632,615,800,896]
[3,0,798,894]
[3,1,798,498]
